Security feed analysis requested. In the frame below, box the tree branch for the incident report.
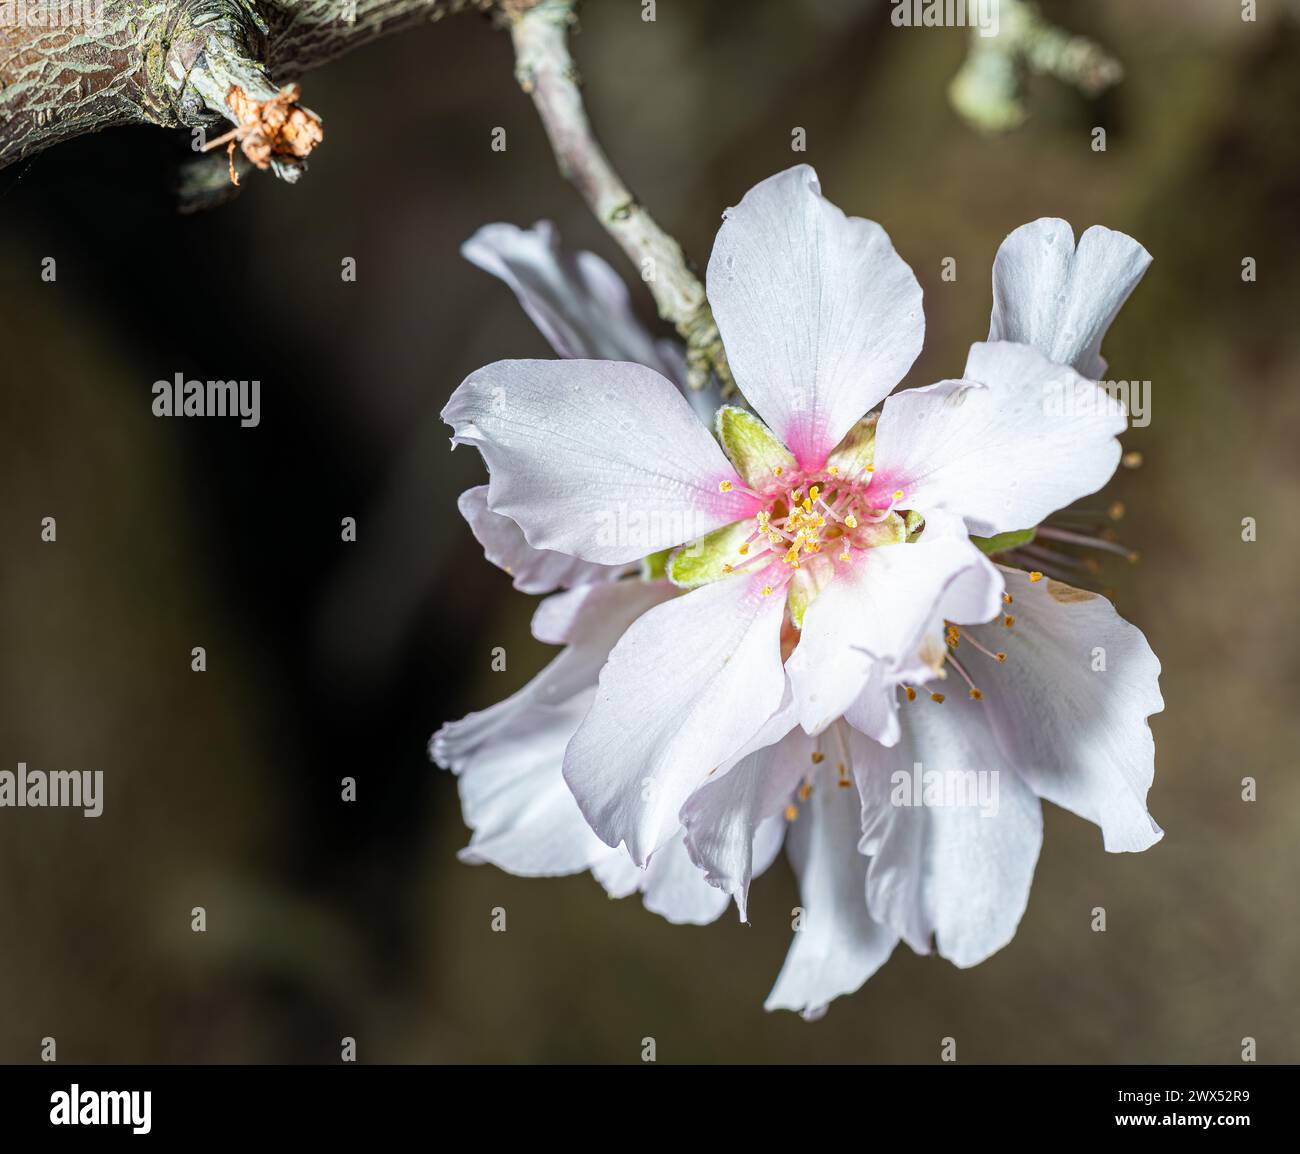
[508,0,732,393]
[0,0,496,173]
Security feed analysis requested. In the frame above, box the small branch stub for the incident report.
[202,84,323,184]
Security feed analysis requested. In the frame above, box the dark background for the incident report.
[1,0,1297,1062]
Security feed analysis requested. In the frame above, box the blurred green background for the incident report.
[1,0,1297,1062]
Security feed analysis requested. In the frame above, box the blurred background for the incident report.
[1,0,1298,1063]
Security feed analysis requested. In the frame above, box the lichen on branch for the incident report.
[0,0,493,172]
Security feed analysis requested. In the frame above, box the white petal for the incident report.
[446,693,613,875]
[431,579,676,872]
[458,486,622,594]
[563,569,788,864]
[526,579,673,650]
[639,832,732,925]
[589,849,641,899]
[590,832,731,925]
[463,221,676,374]
[854,696,1044,968]
[872,341,1126,537]
[680,706,811,921]
[786,539,1003,734]
[765,768,898,1018]
[706,165,924,466]
[443,359,757,564]
[973,567,1163,852]
[989,219,1152,379]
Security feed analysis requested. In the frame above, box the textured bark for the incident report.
[0,0,497,169]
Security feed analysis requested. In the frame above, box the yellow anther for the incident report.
[784,547,800,565]
[738,542,750,555]
[784,804,798,822]
[837,778,852,789]
[756,510,770,528]
[802,498,813,513]
[798,782,813,801]
[722,563,734,574]
[719,480,733,493]
[828,465,840,476]
[838,550,850,562]
[809,486,820,502]
[892,489,904,501]
[1109,500,1126,521]
[761,584,774,596]
[844,514,858,529]
[773,465,783,477]
[969,688,983,701]
[866,464,876,473]
[810,751,825,764]
[995,652,1007,662]
[1003,592,1013,604]
[1003,615,1015,628]
[768,531,782,545]
[904,686,917,701]
[930,692,946,703]
[1029,570,1044,583]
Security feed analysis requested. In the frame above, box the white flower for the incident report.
[435,221,748,922]
[434,168,1162,1017]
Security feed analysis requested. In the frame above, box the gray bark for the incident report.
[0,0,499,170]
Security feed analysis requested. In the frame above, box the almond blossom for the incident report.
[434,166,1162,1016]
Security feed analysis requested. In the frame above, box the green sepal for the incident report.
[716,405,796,489]
[666,519,754,589]
[787,567,829,630]
[824,413,878,478]
[971,527,1037,555]
[640,548,672,582]
[903,510,925,542]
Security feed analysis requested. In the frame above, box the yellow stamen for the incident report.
[784,804,798,822]
[930,692,946,703]
[719,480,733,493]
[1029,570,1044,583]
[969,687,983,700]
[1003,615,1015,628]
[798,782,813,801]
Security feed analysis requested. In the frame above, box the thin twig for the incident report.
[508,0,733,393]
